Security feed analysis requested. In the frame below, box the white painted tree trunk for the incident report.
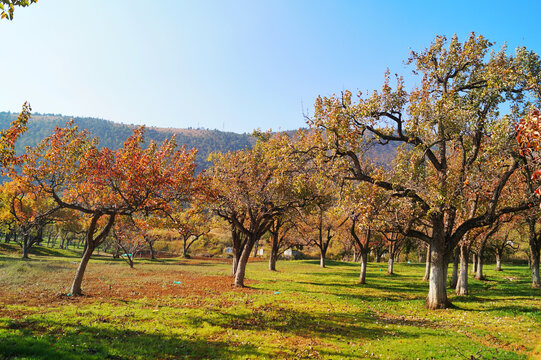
[426,244,449,309]
[455,245,469,296]
[423,244,431,282]
[495,254,502,271]
[359,251,367,284]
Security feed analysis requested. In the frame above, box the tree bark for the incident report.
[387,255,394,275]
[234,238,256,287]
[472,253,478,274]
[22,239,30,259]
[532,247,540,288]
[475,253,484,280]
[353,249,360,263]
[252,239,259,257]
[70,243,94,295]
[70,213,115,296]
[182,243,190,258]
[148,241,156,260]
[495,253,502,271]
[456,244,469,296]
[449,246,459,288]
[269,231,280,271]
[320,253,326,268]
[359,251,367,284]
[426,242,450,309]
[423,244,431,282]
[269,254,277,271]
[528,219,541,288]
[231,255,239,277]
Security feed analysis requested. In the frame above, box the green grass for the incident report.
[0,247,539,359]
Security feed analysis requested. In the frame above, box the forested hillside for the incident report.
[0,112,255,169]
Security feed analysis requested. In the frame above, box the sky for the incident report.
[0,0,540,133]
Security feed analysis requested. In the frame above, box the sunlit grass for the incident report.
[0,246,539,359]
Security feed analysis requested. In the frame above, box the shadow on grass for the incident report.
[0,317,260,360]
[181,302,428,344]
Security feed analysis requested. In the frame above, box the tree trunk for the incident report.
[387,255,394,275]
[182,243,190,258]
[359,250,367,284]
[472,253,477,274]
[269,233,279,271]
[375,252,381,263]
[449,246,459,288]
[70,213,115,296]
[231,255,239,277]
[532,247,540,288]
[269,254,277,271]
[234,239,256,287]
[22,242,30,259]
[456,244,469,296]
[149,241,156,260]
[320,253,326,268]
[495,253,502,271]
[70,243,94,295]
[423,244,431,282]
[426,242,450,309]
[252,240,259,257]
[475,253,484,280]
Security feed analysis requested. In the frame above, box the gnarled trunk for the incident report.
[455,244,469,296]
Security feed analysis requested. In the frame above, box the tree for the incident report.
[310,34,540,309]
[207,132,313,286]
[297,201,344,268]
[342,180,389,283]
[0,103,30,171]
[0,180,61,258]
[0,0,37,20]
[492,228,519,271]
[112,216,147,268]
[166,201,212,258]
[517,108,541,288]
[21,123,197,295]
[267,214,296,271]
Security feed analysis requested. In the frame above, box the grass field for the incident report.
[0,245,540,359]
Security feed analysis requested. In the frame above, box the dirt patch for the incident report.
[0,261,259,309]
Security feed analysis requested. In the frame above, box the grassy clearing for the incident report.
[0,247,539,359]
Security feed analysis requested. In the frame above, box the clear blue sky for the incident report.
[1,0,540,133]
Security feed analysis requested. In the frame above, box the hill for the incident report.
[0,112,254,169]
[0,112,397,170]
